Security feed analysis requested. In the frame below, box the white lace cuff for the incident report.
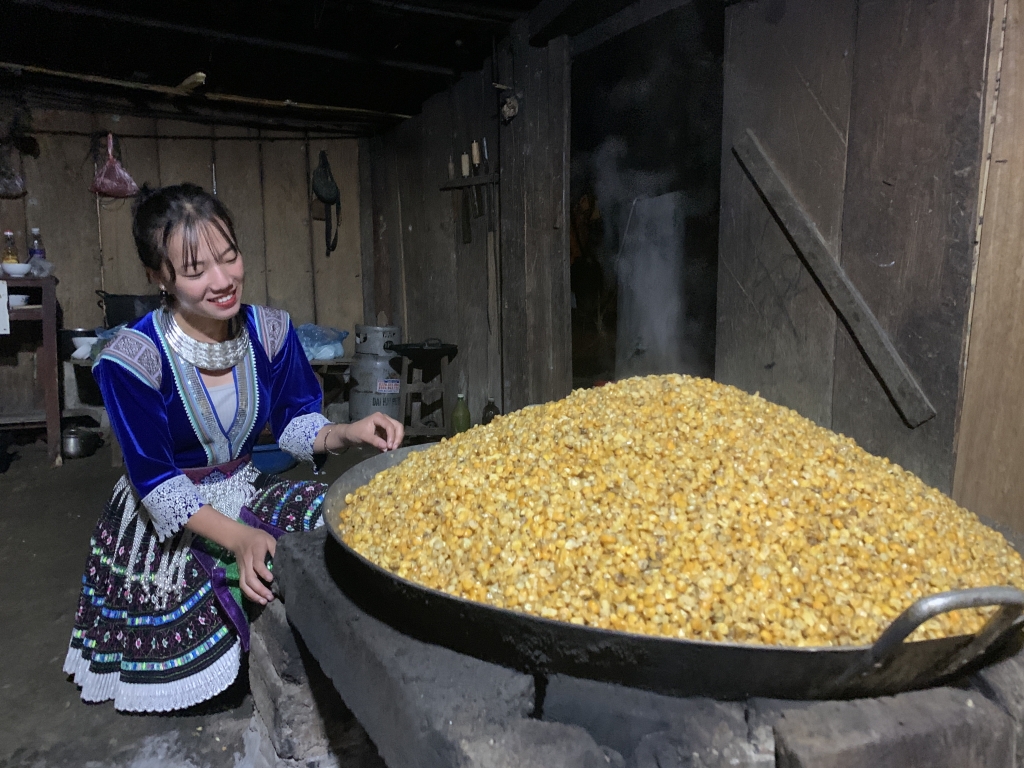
[278,412,330,464]
[141,474,205,542]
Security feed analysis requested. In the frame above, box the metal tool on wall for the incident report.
[470,141,484,218]
[483,137,495,233]
[460,152,473,244]
[438,144,498,247]
[483,137,498,338]
[447,158,460,244]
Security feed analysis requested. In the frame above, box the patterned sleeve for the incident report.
[94,332,206,541]
[262,314,329,463]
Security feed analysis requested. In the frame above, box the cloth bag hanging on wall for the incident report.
[0,145,26,199]
[311,150,340,258]
[90,133,140,198]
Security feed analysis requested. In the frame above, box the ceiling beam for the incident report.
[570,0,693,55]
[20,86,388,135]
[364,0,520,24]
[10,0,456,77]
[526,0,585,41]
[0,61,411,121]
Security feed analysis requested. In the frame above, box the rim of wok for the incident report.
[321,444,1024,700]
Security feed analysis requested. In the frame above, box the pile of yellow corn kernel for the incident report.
[336,375,1024,647]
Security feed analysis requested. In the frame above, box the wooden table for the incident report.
[2,276,61,466]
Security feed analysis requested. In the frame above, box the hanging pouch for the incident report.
[90,133,140,198]
[0,145,26,199]
[311,150,341,258]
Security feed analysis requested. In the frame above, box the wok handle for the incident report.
[841,586,1024,687]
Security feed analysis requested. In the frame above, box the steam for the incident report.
[570,2,722,382]
[582,137,710,379]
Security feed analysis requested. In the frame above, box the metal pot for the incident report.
[323,448,1024,701]
[62,426,101,459]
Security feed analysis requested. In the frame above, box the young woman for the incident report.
[64,183,403,712]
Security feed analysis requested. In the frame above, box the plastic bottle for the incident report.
[451,393,471,435]
[482,397,500,425]
[28,228,46,261]
[2,231,18,263]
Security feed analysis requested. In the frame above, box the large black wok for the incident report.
[322,446,1024,701]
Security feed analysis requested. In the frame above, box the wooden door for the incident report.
[717,0,991,494]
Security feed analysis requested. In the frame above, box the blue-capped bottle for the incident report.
[28,228,46,261]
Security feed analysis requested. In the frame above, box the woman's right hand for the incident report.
[228,525,277,605]
[186,505,277,604]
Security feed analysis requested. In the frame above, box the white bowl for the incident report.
[2,263,31,277]
[8,294,29,307]
[72,336,99,350]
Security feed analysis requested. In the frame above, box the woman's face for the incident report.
[161,220,245,325]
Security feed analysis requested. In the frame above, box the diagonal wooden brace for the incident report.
[733,129,936,429]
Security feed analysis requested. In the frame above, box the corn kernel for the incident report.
[336,375,1024,647]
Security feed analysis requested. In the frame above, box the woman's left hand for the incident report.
[330,413,404,452]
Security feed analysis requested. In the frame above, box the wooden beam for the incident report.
[17,85,395,135]
[0,62,411,120]
[439,173,499,190]
[733,129,936,429]
[366,0,520,24]
[10,0,456,77]
[570,0,693,55]
[528,0,585,40]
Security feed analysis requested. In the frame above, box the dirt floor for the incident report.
[0,437,377,768]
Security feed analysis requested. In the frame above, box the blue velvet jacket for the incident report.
[93,305,328,541]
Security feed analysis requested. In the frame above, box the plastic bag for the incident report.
[90,133,140,198]
[295,324,349,361]
[91,323,125,359]
[27,255,53,277]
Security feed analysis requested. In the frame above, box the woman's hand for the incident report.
[318,413,405,453]
[185,505,276,604]
[228,525,277,605]
[346,412,405,451]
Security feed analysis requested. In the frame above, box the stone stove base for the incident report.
[258,528,1024,768]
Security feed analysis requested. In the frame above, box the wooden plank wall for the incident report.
[371,71,494,422]
[369,22,571,423]
[99,116,160,299]
[718,0,991,497]
[716,0,857,428]
[23,111,104,328]
[0,108,361,336]
[214,126,267,306]
[831,0,990,492]
[0,108,362,418]
[954,0,1024,529]
[499,25,572,413]
[310,138,362,342]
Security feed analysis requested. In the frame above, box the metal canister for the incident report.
[349,324,403,421]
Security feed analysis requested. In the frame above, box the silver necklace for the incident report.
[159,309,250,370]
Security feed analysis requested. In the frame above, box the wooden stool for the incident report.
[400,355,448,438]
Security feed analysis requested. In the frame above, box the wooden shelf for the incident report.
[1,275,61,465]
[0,412,46,426]
[439,173,499,191]
[9,306,43,321]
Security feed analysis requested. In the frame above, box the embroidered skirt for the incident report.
[63,462,327,713]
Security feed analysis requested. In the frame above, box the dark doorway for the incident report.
[569,1,723,388]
